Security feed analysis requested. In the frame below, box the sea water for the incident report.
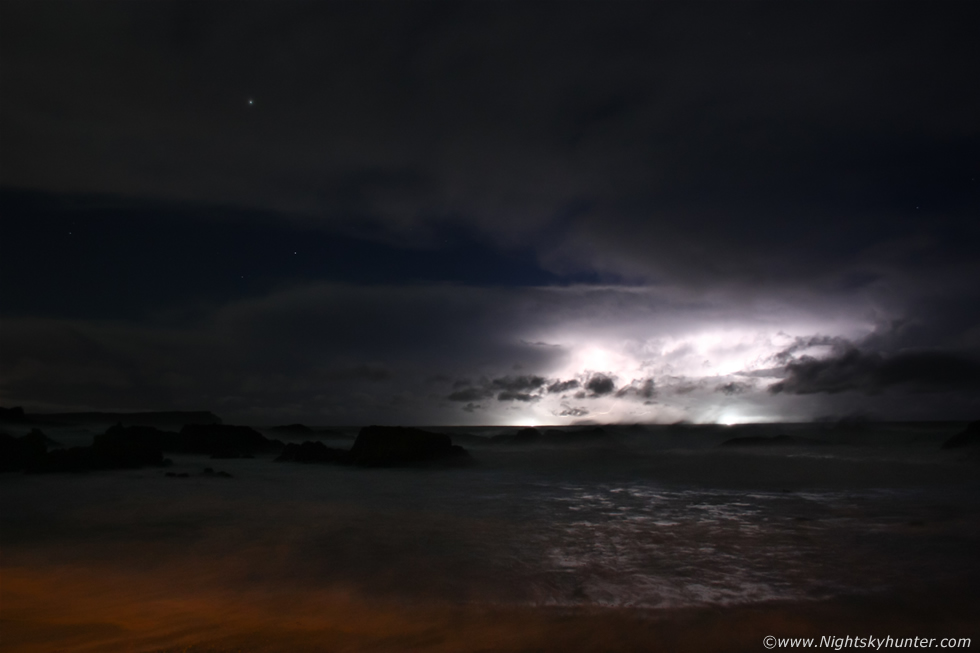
[3,422,978,617]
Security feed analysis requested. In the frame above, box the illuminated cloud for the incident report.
[0,281,881,424]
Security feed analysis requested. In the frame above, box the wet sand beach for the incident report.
[3,563,978,652]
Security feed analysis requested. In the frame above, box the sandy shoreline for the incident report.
[3,423,978,651]
[3,562,977,653]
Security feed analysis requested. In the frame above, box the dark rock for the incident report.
[91,423,280,457]
[0,406,26,421]
[268,423,314,434]
[720,434,823,447]
[99,423,170,448]
[37,442,166,473]
[349,426,471,467]
[36,447,92,473]
[90,426,167,467]
[490,427,541,444]
[178,423,283,457]
[275,441,350,464]
[1,429,50,471]
[318,429,355,438]
[202,467,233,478]
[39,432,62,447]
[209,450,254,459]
[17,423,282,472]
[513,427,541,443]
[8,424,169,473]
[553,427,607,442]
[941,421,980,449]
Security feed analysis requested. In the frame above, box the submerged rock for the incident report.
[0,406,27,422]
[349,426,471,467]
[486,428,539,444]
[36,430,168,473]
[720,434,823,447]
[178,424,283,457]
[209,450,254,459]
[512,427,541,443]
[0,429,50,471]
[275,440,349,464]
[91,423,283,457]
[275,427,470,467]
[12,422,281,473]
[268,423,315,434]
[941,421,980,449]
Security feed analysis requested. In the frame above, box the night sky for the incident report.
[1,1,978,425]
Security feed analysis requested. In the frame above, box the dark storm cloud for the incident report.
[547,379,579,394]
[769,336,853,366]
[616,379,656,400]
[331,363,392,383]
[556,405,589,418]
[2,2,979,423]
[584,374,616,397]
[496,391,539,403]
[770,348,980,395]
[3,1,977,291]
[0,284,566,423]
[446,375,549,403]
[491,375,547,393]
[447,387,491,403]
[666,380,706,396]
[716,382,752,396]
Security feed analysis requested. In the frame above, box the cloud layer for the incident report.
[4,280,976,424]
[2,3,978,423]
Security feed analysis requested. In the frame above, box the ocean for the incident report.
[2,421,978,651]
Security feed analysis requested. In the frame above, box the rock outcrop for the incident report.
[0,406,27,422]
[349,426,471,467]
[0,429,50,471]
[275,440,350,464]
[178,423,283,457]
[90,423,283,457]
[941,421,980,449]
[268,423,315,434]
[33,428,169,473]
[276,426,471,467]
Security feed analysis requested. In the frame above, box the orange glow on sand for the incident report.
[3,561,977,653]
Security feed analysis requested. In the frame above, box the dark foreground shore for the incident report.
[3,419,978,651]
[3,559,977,653]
